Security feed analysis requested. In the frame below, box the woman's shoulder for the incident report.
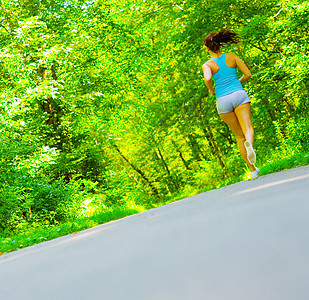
[225,52,238,59]
[203,58,216,68]
[225,52,240,68]
[203,59,219,75]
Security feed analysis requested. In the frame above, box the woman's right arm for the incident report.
[202,63,215,95]
[234,54,252,83]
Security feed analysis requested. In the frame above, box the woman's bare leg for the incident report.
[219,110,256,172]
[234,103,254,145]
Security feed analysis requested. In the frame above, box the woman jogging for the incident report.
[202,29,259,179]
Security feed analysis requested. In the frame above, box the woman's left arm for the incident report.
[202,63,215,95]
[234,54,252,83]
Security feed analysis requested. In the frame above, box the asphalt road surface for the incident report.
[1,165,309,300]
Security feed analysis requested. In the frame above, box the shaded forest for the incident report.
[0,0,308,234]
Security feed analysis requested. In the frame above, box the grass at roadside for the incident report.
[1,152,308,255]
[0,206,148,255]
[219,151,309,189]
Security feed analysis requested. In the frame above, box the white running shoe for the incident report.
[251,167,259,179]
[244,141,256,164]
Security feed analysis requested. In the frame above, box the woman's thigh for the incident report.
[219,111,245,139]
[234,103,253,135]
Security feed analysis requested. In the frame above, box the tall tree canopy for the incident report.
[0,0,308,233]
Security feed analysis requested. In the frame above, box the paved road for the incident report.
[1,166,309,300]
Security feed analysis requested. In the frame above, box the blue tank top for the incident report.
[211,53,244,98]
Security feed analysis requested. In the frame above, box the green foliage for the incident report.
[0,201,149,254]
[0,0,308,246]
[287,119,309,153]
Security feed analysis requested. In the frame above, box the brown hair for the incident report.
[203,28,240,52]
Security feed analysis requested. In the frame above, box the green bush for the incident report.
[0,121,97,234]
[287,119,309,153]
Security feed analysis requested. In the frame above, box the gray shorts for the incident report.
[216,90,251,114]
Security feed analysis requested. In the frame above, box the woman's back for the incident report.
[208,53,243,98]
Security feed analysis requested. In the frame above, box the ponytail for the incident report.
[203,28,240,52]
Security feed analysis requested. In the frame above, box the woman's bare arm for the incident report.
[233,54,252,83]
[202,63,215,95]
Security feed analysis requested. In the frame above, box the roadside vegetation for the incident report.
[0,0,308,254]
[2,152,308,255]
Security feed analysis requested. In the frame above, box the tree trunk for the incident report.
[172,140,191,170]
[154,147,179,193]
[38,63,62,131]
[112,144,160,198]
[203,126,225,170]
[261,96,276,122]
[186,134,209,161]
